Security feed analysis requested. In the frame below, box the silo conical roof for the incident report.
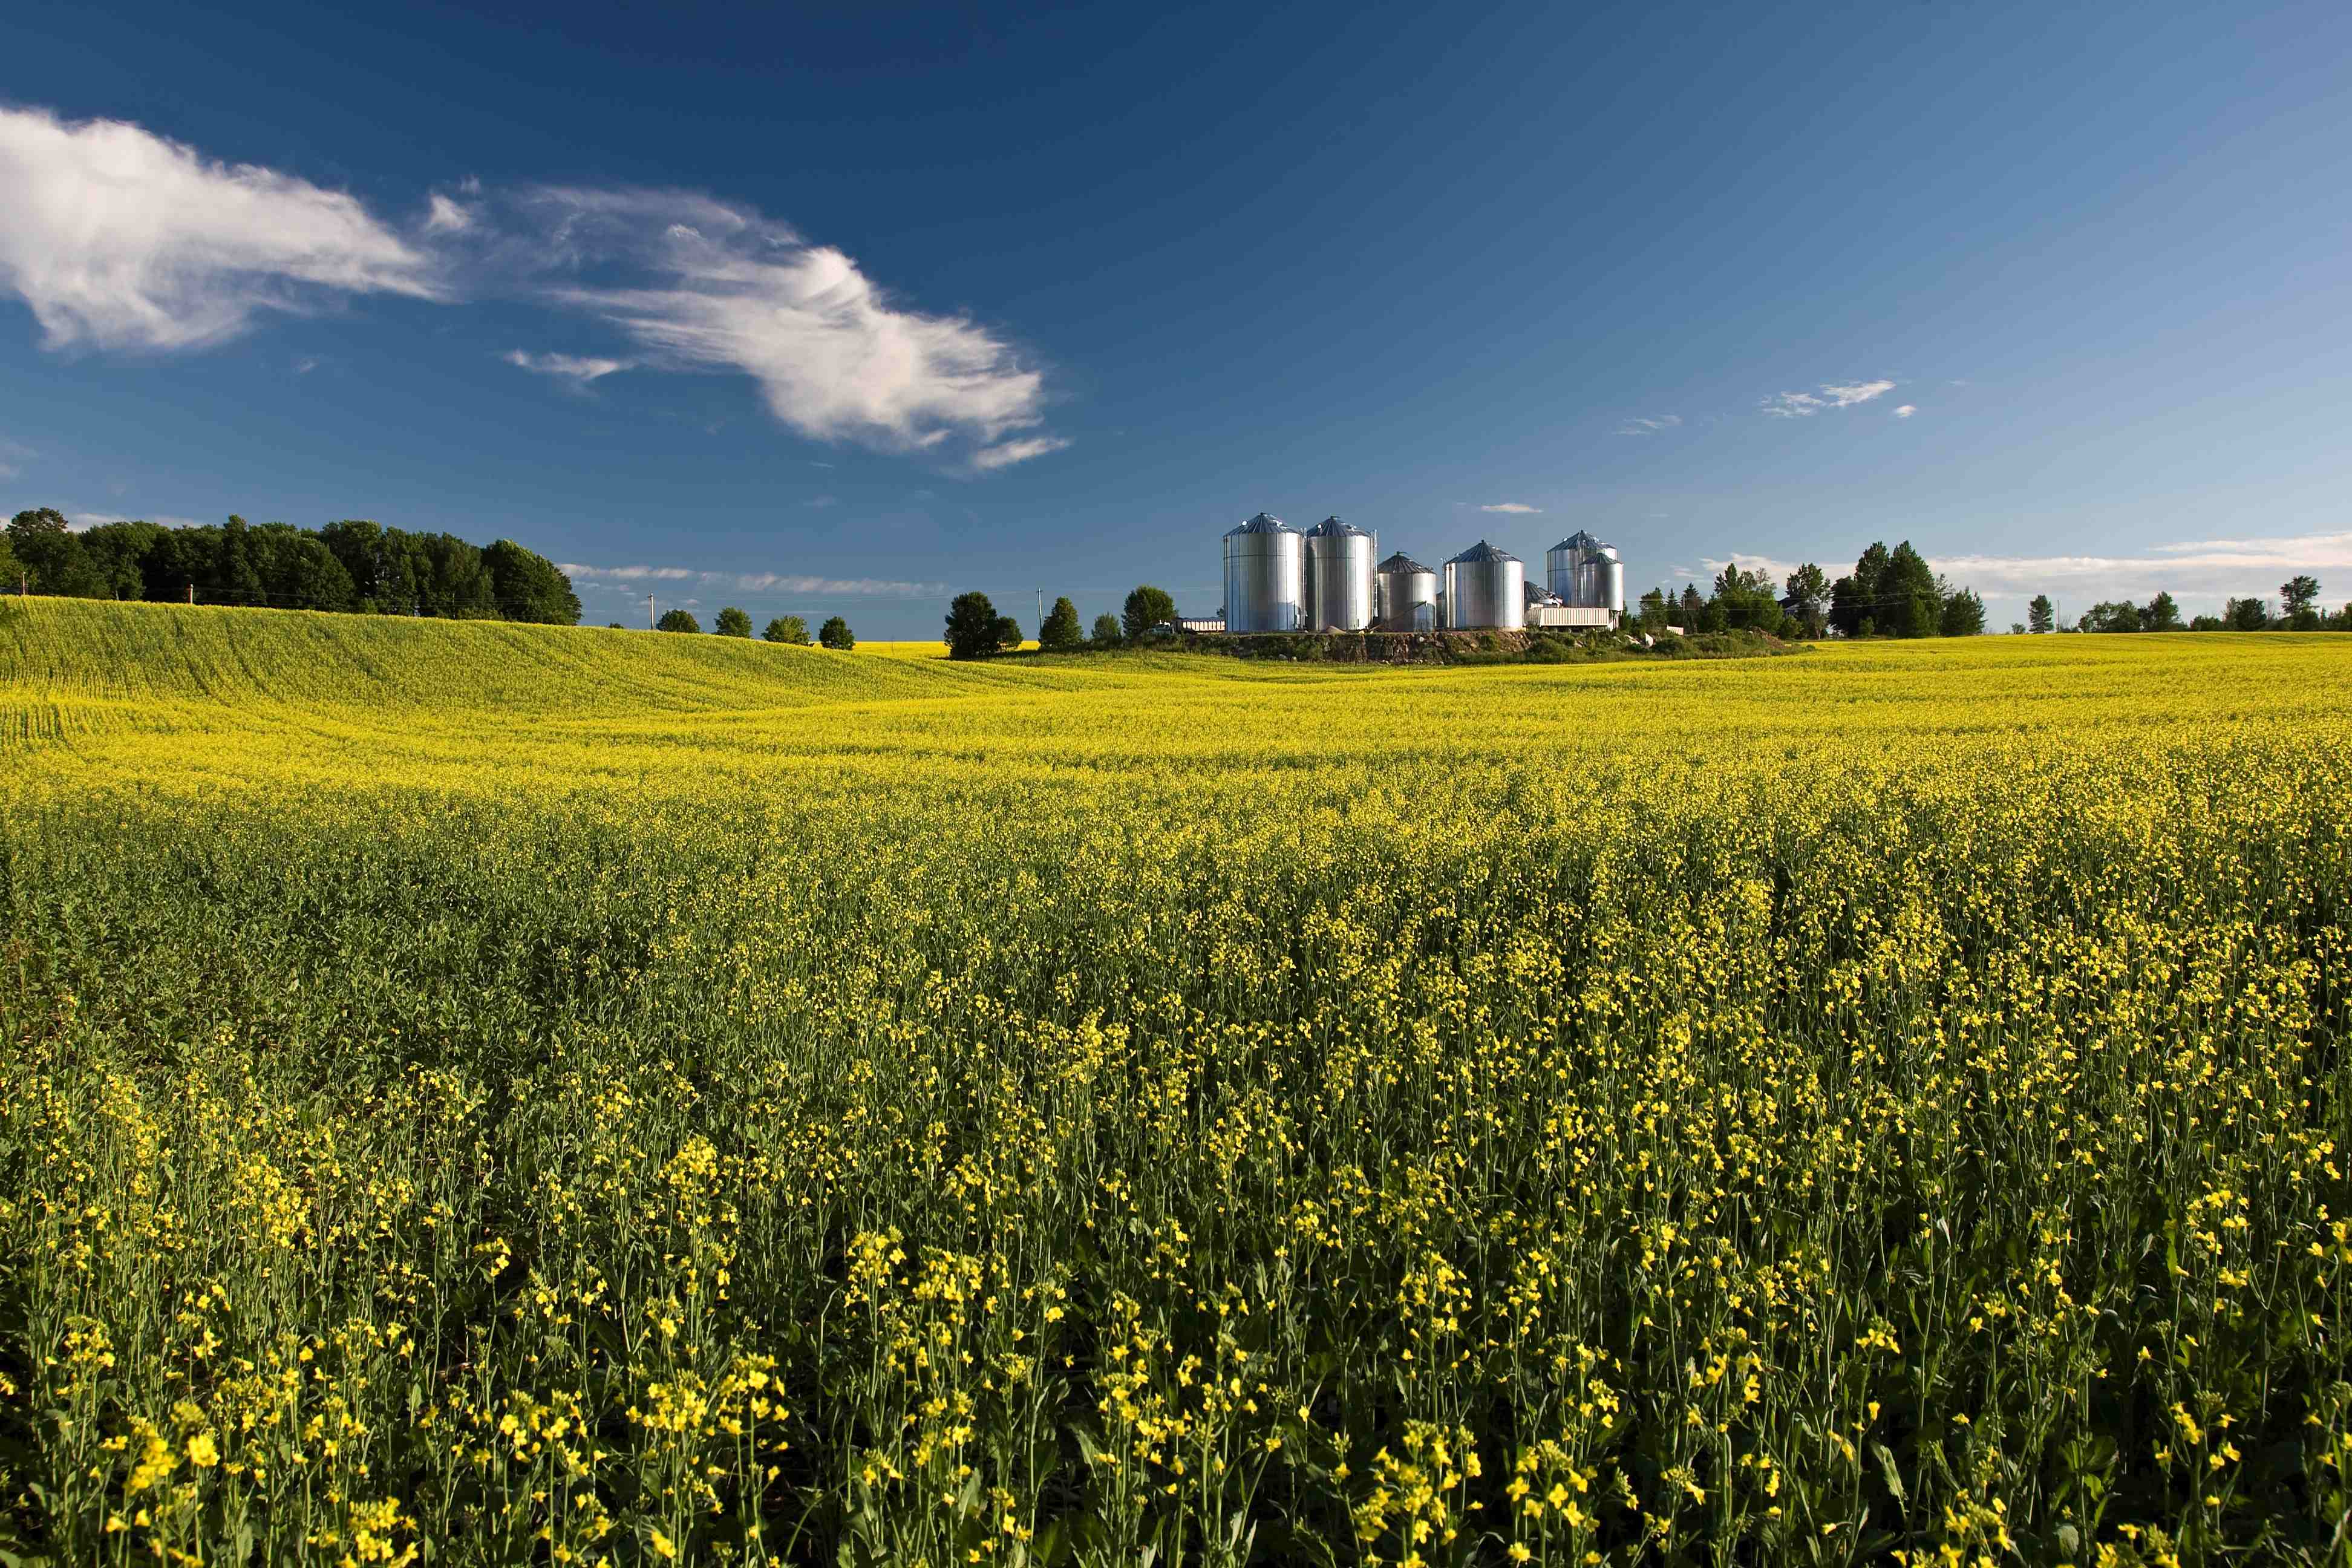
[1305,515,1371,538]
[1448,540,1520,564]
[1551,529,1604,554]
[1224,511,1296,537]
[1377,551,1432,575]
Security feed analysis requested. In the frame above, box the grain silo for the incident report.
[1222,512,1305,633]
[1545,531,1625,616]
[1303,517,1376,631]
[1443,541,1525,630]
[1374,552,1439,631]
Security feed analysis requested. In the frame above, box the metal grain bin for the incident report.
[1443,540,1524,630]
[1303,517,1376,631]
[1546,530,1626,615]
[1374,552,1439,632]
[1222,512,1304,633]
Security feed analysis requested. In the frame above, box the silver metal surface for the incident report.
[1374,552,1438,632]
[1443,541,1525,630]
[1222,512,1304,633]
[1546,530,1626,615]
[1302,517,1376,631]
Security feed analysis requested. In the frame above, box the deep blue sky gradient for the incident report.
[5,1,2348,633]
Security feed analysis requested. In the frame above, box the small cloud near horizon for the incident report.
[1615,415,1682,436]
[1762,380,1896,418]
[1481,502,1540,514]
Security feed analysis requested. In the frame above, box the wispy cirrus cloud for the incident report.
[0,105,446,351]
[559,561,950,598]
[502,348,632,383]
[1480,502,1541,514]
[508,186,1064,469]
[1761,379,1897,418]
[0,105,1066,471]
[1615,414,1682,436]
[1685,552,1803,584]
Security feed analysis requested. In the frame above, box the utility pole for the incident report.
[1036,587,1044,632]
[648,593,656,630]
[186,583,194,606]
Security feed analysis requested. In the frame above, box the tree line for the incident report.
[4,508,583,624]
[2025,574,2346,633]
[944,586,1175,658]
[1636,540,1985,640]
[652,607,855,648]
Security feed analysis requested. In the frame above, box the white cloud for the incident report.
[503,348,632,382]
[0,105,444,351]
[560,560,947,597]
[970,435,1070,471]
[518,187,1062,466]
[1615,415,1682,435]
[1927,531,2352,604]
[1688,552,1803,584]
[1762,379,1896,417]
[0,105,1063,469]
[1480,502,1541,514]
[423,192,476,234]
[1892,404,1916,419]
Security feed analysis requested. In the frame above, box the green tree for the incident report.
[1829,542,1890,637]
[1940,587,1986,636]
[1881,544,1941,638]
[2280,574,2321,619]
[8,508,104,596]
[483,540,583,624]
[1037,595,1083,652]
[995,615,1024,651]
[2225,596,2269,632]
[2027,594,2054,634]
[714,606,754,638]
[1782,563,1829,638]
[656,608,701,633]
[2143,591,2183,632]
[1090,612,1123,647]
[943,592,1003,658]
[762,614,809,645]
[1677,584,1704,629]
[1636,586,1670,632]
[818,615,854,650]
[2083,600,2141,633]
[1121,584,1177,642]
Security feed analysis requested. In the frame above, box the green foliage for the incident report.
[995,615,1024,651]
[656,607,701,633]
[1037,595,1084,652]
[1782,563,1828,638]
[1,507,564,622]
[2280,574,2321,617]
[713,606,754,638]
[1121,584,1176,642]
[818,615,854,650]
[483,540,583,625]
[2226,596,2270,632]
[2143,591,2183,632]
[762,615,809,645]
[2028,594,2055,635]
[942,591,1002,658]
[1090,612,1123,647]
[1939,587,1986,637]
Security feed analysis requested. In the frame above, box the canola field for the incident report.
[2,598,2348,1568]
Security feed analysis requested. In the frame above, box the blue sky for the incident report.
[4,0,2349,635]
